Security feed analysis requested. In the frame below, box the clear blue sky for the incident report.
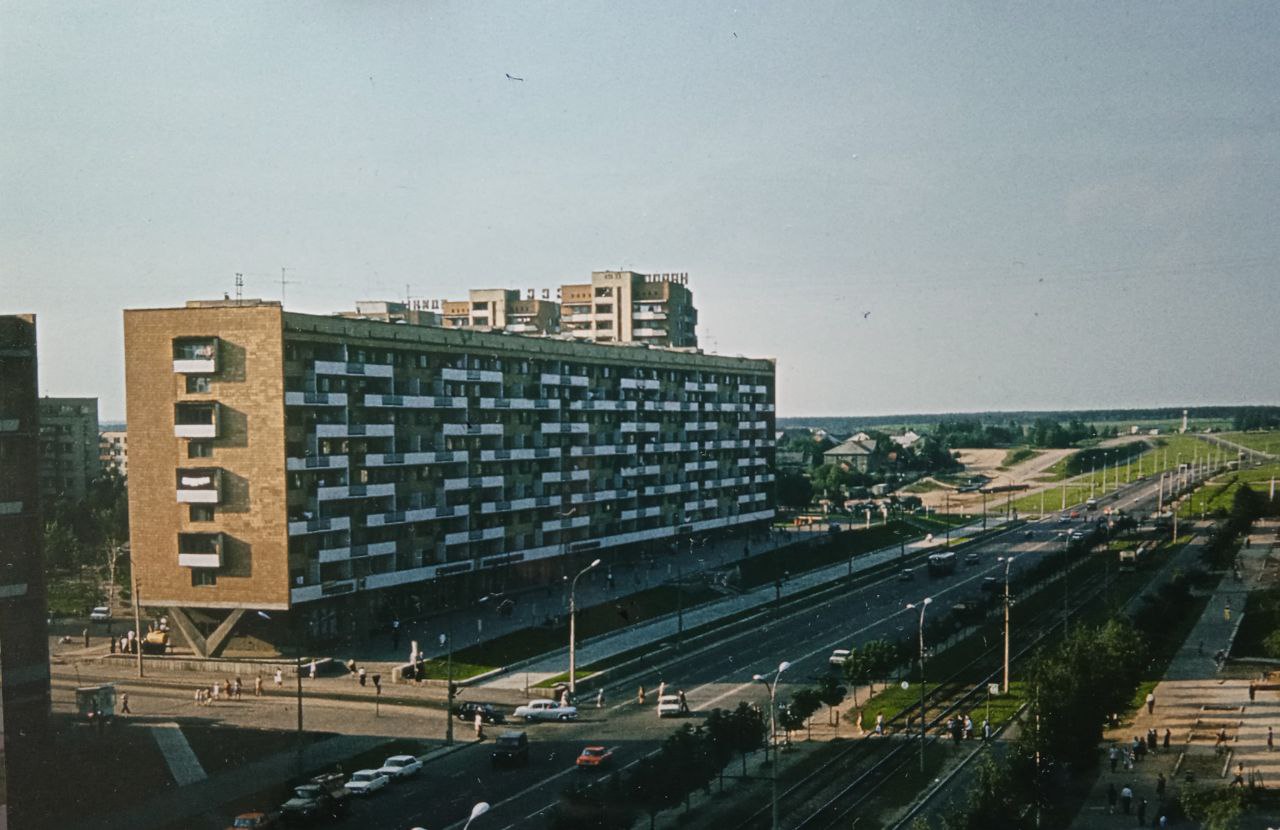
[4,2,1278,421]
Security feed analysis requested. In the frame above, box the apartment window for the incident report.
[190,505,215,522]
[597,319,613,329]
[186,375,211,393]
[188,441,213,459]
[191,570,217,588]
[595,304,613,314]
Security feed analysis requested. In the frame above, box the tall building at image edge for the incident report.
[0,314,51,830]
[124,300,775,654]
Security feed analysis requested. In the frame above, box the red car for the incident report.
[226,812,278,830]
[576,745,614,770]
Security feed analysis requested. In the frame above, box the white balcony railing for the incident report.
[314,359,393,378]
[441,367,503,384]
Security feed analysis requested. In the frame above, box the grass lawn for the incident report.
[901,478,945,493]
[1218,430,1280,456]
[1000,447,1041,468]
[1232,587,1280,658]
[1179,462,1280,517]
[46,575,102,617]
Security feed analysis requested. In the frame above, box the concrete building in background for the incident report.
[123,299,774,655]
[337,300,442,328]
[0,314,51,830]
[100,429,128,478]
[440,289,561,336]
[37,396,100,501]
[559,271,697,348]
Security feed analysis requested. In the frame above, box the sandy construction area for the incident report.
[919,447,1075,511]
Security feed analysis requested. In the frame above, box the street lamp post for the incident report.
[998,556,1016,692]
[906,597,933,773]
[752,660,791,830]
[944,493,951,548]
[568,558,601,694]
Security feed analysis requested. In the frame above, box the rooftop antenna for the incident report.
[280,267,300,306]
[234,273,244,303]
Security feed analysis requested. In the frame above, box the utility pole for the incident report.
[132,571,144,677]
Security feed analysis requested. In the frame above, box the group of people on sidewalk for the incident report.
[192,674,268,706]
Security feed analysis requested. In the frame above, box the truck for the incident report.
[279,772,349,823]
[927,551,957,577]
[75,684,117,722]
[1118,543,1148,573]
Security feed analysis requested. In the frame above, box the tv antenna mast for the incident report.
[279,267,300,306]
[234,273,244,302]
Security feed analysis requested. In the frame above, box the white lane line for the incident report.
[149,722,207,786]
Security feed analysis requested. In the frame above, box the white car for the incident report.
[513,698,579,722]
[376,755,422,780]
[829,649,850,667]
[657,694,684,717]
[90,606,111,622]
[344,769,389,796]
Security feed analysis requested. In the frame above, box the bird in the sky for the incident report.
[505,73,524,81]
[863,311,871,320]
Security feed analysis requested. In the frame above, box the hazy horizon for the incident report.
[5,2,1279,421]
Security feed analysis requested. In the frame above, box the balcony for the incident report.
[442,423,504,437]
[178,532,223,569]
[174,402,219,439]
[287,455,349,472]
[442,475,504,491]
[480,495,562,514]
[632,310,667,321]
[539,373,589,387]
[683,421,718,432]
[620,421,660,433]
[316,483,396,501]
[445,527,505,546]
[621,506,663,521]
[366,505,463,527]
[176,468,220,504]
[684,460,718,472]
[737,457,766,468]
[288,516,352,536]
[569,444,635,457]
[540,422,589,435]
[480,447,560,462]
[364,450,462,467]
[316,423,395,439]
[570,399,635,411]
[319,540,397,564]
[542,469,590,483]
[620,378,660,390]
[756,403,775,413]
[643,482,696,496]
[683,381,719,393]
[285,391,348,407]
[365,394,466,409]
[540,515,591,533]
[620,464,661,477]
[172,338,218,374]
[754,473,777,484]
[633,327,667,338]
[441,367,503,384]
[570,489,626,504]
[479,397,558,410]
[314,359,393,378]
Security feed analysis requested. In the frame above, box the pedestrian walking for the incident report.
[234,677,242,700]
[560,689,570,708]
[1155,773,1166,799]
[1268,725,1274,751]
[874,712,884,735]
[120,692,131,714]
[1137,798,1148,826]
[982,718,992,741]
[1107,782,1117,814]
[638,685,646,705]
[1163,728,1171,750]
[212,680,221,701]
[274,668,283,687]
[308,660,317,680]
[1109,745,1120,773]
[1224,600,1231,622]
[595,688,604,709]
[1158,816,1167,830]
[358,667,367,686]
[678,689,688,713]
[854,709,864,736]
[1146,728,1157,753]
[657,680,666,700]
[963,715,973,740]
[83,628,91,648]
[1120,784,1133,815]
[1145,691,1155,715]
[474,711,484,740]
[1250,682,1257,701]
[110,636,116,655]
[254,675,263,697]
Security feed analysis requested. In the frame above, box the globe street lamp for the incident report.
[568,558,601,694]
[905,597,932,773]
[753,660,791,830]
[463,801,491,830]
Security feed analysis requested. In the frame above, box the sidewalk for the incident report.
[1068,520,1280,830]
[478,519,988,690]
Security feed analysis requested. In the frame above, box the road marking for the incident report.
[149,722,207,786]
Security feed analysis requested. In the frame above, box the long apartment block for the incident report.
[124,299,775,652]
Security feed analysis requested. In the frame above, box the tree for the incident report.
[842,647,871,706]
[42,519,82,573]
[628,756,680,830]
[724,701,766,775]
[548,776,636,830]
[702,709,737,790]
[776,472,814,510]
[815,673,847,727]
[862,639,899,695]
[787,688,823,740]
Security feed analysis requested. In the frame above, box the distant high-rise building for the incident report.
[100,430,128,478]
[440,289,561,336]
[38,397,100,501]
[559,271,697,348]
[337,300,442,327]
[0,314,51,829]
[123,298,774,655]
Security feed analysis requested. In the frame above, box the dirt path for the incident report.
[920,447,1075,511]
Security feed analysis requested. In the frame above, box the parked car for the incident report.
[343,769,389,796]
[279,774,348,822]
[828,649,850,667]
[657,694,684,718]
[513,699,579,722]
[490,731,530,768]
[897,567,915,581]
[89,606,111,622]
[226,812,279,830]
[1058,513,1071,524]
[963,552,980,565]
[376,755,422,780]
[576,745,614,770]
[453,702,507,724]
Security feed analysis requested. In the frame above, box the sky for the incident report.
[3,2,1279,422]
